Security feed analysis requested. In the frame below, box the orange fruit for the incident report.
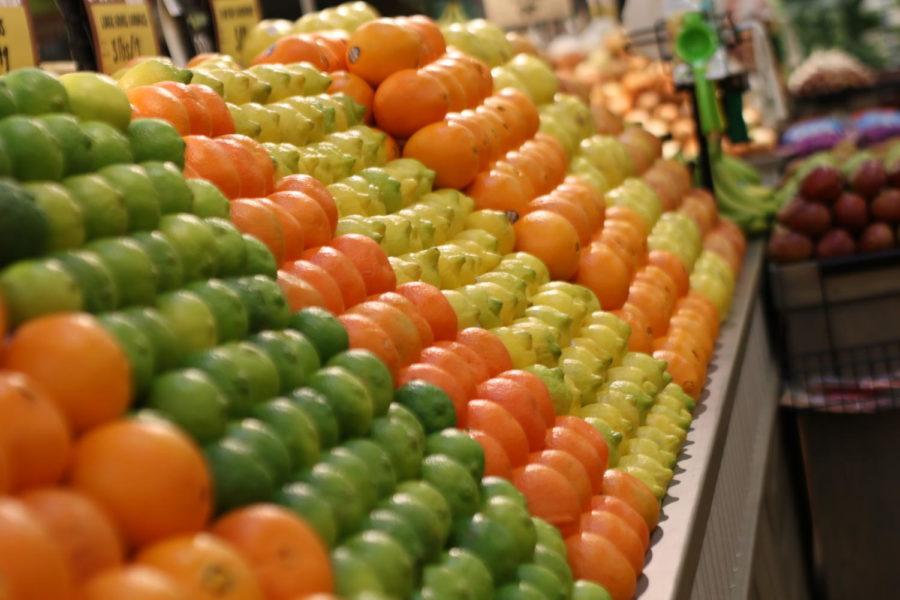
[0,293,6,337]
[329,234,396,295]
[397,362,467,423]
[677,293,720,329]
[396,282,458,341]
[0,446,9,494]
[475,378,545,451]
[274,175,338,233]
[497,88,538,138]
[382,133,400,160]
[511,463,582,529]
[565,532,636,600]
[374,292,434,349]
[231,198,285,264]
[466,399,529,467]
[351,300,424,366]
[19,488,124,584]
[401,15,445,65]
[467,167,530,214]
[327,71,374,124]
[703,231,742,274]
[507,150,552,197]
[456,327,513,375]
[0,371,71,492]
[69,418,212,549]
[604,205,647,238]
[653,349,705,399]
[679,189,718,235]
[648,250,689,296]
[138,533,264,600]
[218,134,276,196]
[515,210,581,280]
[598,225,646,270]
[713,217,747,255]
[211,504,333,599]
[533,133,568,179]
[527,194,592,245]
[423,63,468,112]
[553,186,604,236]
[432,341,490,384]
[0,498,74,600]
[281,260,345,315]
[82,565,191,600]
[188,83,234,137]
[555,416,610,470]
[615,303,653,353]
[3,313,130,434]
[404,120,481,189]
[184,135,242,199]
[497,369,555,428]
[545,426,604,493]
[257,198,306,262]
[642,168,681,212]
[419,345,477,397]
[483,95,530,148]
[301,246,368,310]
[468,430,512,479]
[430,57,480,108]
[590,495,650,550]
[626,282,672,338]
[602,470,660,529]
[459,53,494,100]
[268,191,332,250]
[277,270,327,311]
[374,69,450,138]
[346,18,421,85]
[338,313,402,377]
[475,104,515,156]
[494,159,536,203]
[128,85,190,135]
[312,33,346,71]
[252,35,329,70]
[576,243,632,310]
[154,81,213,136]
[530,449,592,508]
[579,510,646,573]
[447,111,494,171]
[216,138,269,199]
[667,315,714,357]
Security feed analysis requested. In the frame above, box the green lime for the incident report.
[146,368,228,443]
[251,398,320,470]
[142,161,193,214]
[0,180,47,265]
[81,121,133,169]
[517,564,566,600]
[37,113,93,175]
[98,312,155,395]
[425,428,485,481]
[484,496,536,564]
[331,546,386,597]
[327,349,393,417]
[186,346,252,415]
[224,275,291,332]
[87,237,158,307]
[0,115,64,180]
[219,341,280,406]
[131,231,185,292]
[440,548,495,600]
[156,290,218,356]
[0,258,82,325]
[55,249,119,313]
[419,564,470,600]
[241,233,278,278]
[59,72,131,130]
[275,481,338,547]
[370,416,423,483]
[98,164,161,231]
[0,136,10,175]
[382,491,446,562]
[4,68,69,115]
[127,118,185,167]
[22,182,84,251]
[288,307,348,362]
[345,531,414,598]
[123,306,181,371]
[571,580,613,600]
[396,480,451,542]
[342,438,397,500]
[388,403,426,447]
[307,366,373,439]
[532,517,567,558]
[289,387,340,449]
[495,581,547,600]
[187,178,230,219]
[363,508,425,565]
[251,329,320,393]
[302,462,367,537]
[226,418,292,485]
[421,454,481,520]
[205,437,275,514]
[63,173,127,239]
[531,545,572,591]
[0,80,18,117]
[324,446,377,512]
[158,214,219,283]
[480,476,528,509]
[188,279,250,342]
[394,380,456,433]
[453,512,521,583]
[206,217,247,277]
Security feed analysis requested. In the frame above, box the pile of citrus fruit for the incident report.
[0,3,747,599]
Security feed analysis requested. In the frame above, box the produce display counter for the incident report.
[638,241,810,600]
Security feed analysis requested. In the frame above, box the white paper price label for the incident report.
[483,0,574,28]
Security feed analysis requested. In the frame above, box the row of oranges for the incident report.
[250,30,351,73]
[128,82,235,137]
[184,134,276,199]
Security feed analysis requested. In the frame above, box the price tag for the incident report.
[84,0,161,74]
[0,0,38,73]
[209,0,260,59]
[483,0,574,28]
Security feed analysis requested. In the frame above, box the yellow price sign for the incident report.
[0,0,38,73]
[84,0,160,74]
[210,0,260,59]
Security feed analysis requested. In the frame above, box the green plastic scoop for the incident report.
[675,12,722,134]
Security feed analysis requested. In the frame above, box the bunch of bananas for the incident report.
[711,153,778,234]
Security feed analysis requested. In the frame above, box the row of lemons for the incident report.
[0,3,745,600]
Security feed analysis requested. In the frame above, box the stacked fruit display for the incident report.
[0,4,749,599]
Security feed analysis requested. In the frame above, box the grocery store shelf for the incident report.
[638,240,784,600]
